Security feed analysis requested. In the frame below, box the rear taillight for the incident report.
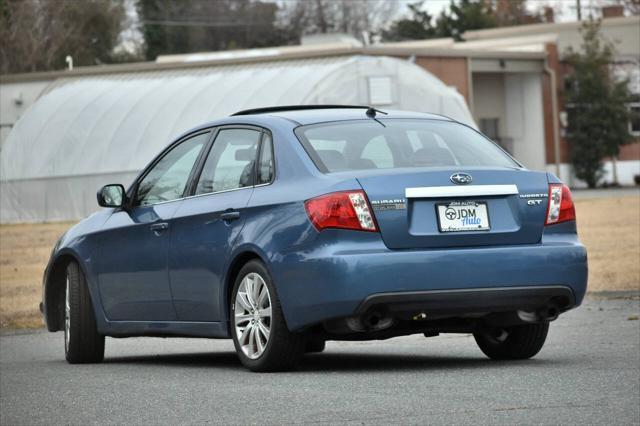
[305,190,378,232]
[545,184,576,225]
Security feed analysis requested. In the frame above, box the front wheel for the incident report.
[65,262,105,363]
[230,260,304,372]
[474,322,549,360]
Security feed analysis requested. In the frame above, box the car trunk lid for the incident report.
[357,168,549,249]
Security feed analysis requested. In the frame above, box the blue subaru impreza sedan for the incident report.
[41,106,587,372]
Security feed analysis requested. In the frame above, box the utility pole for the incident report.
[576,0,582,20]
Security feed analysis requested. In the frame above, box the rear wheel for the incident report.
[474,323,549,360]
[230,260,304,372]
[65,262,105,363]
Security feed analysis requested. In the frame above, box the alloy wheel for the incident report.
[234,272,272,359]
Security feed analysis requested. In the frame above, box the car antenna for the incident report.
[366,107,388,127]
[365,107,388,118]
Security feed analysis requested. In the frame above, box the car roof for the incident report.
[231,106,456,126]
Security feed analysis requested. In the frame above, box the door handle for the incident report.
[220,211,241,221]
[150,222,169,235]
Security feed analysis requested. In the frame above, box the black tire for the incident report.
[230,260,304,372]
[65,262,105,364]
[474,322,549,360]
[305,339,326,354]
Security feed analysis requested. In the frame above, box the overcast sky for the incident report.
[412,0,629,22]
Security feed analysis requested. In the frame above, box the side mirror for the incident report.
[97,184,125,208]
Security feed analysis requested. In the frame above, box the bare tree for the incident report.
[0,0,128,74]
[137,0,287,59]
[624,0,640,15]
[278,0,399,42]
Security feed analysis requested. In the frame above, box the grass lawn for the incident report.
[1,195,638,329]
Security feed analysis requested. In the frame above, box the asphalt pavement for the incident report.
[1,295,639,425]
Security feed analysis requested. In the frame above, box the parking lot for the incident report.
[1,295,638,425]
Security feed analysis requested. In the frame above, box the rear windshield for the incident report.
[295,119,519,172]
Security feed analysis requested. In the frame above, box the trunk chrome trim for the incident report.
[405,184,519,198]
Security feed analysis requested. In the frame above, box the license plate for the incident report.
[436,201,490,232]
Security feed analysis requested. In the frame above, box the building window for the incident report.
[612,60,640,95]
[629,103,640,136]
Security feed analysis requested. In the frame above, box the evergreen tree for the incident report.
[383,0,497,42]
[382,2,436,41]
[435,0,496,40]
[563,20,632,187]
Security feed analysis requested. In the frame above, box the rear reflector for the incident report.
[305,190,378,232]
[545,184,576,225]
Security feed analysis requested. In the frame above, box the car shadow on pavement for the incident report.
[103,352,243,369]
[298,352,561,372]
[100,350,564,372]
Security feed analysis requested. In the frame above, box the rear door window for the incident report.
[195,129,261,195]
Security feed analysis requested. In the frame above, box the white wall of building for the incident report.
[472,73,507,135]
[553,18,640,58]
[465,16,640,59]
[473,72,546,172]
[504,73,546,171]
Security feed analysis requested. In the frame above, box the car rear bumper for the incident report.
[355,285,575,317]
[271,231,588,331]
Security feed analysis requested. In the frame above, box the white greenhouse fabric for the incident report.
[0,55,475,223]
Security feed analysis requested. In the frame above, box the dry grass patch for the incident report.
[0,222,72,328]
[574,195,640,292]
[0,195,638,329]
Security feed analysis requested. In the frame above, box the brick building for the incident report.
[462,12,640,186]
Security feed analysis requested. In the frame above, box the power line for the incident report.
[141,20,272,28]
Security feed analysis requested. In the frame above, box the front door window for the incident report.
[136,132,209,206]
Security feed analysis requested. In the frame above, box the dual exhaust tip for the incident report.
[327,304,561,335]
[358,305,561,331]
[518,305,560,323]
[538,306,560,321]
[342,309,395,333]
[361,309,393,330]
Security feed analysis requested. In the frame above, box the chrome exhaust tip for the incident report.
[517,305,560,323]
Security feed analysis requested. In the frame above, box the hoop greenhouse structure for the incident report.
[0,55,475,223]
